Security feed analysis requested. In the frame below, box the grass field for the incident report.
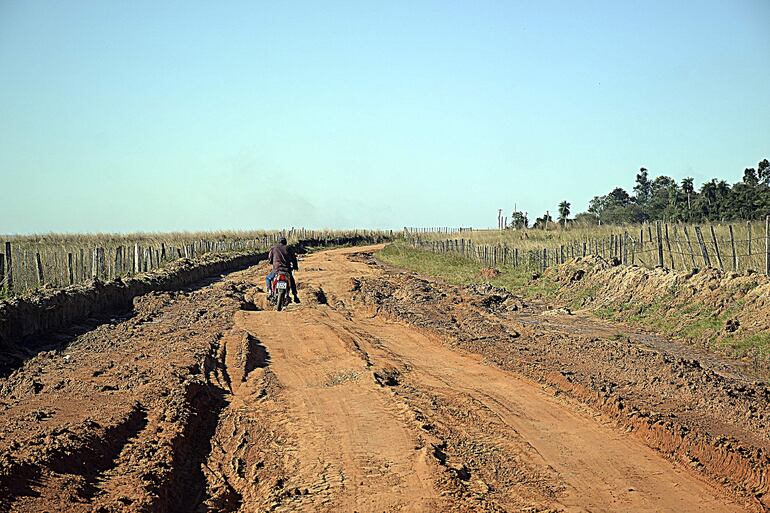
[377,243,555,297]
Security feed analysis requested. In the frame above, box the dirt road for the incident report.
[221,246,746,512]
[0,245,761,512]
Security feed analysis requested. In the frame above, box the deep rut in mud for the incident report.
[0,245,766,512]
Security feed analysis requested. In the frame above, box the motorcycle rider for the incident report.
[266,237,300,303]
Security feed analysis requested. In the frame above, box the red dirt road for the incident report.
[0,245,759,512]
[225,246,745,512]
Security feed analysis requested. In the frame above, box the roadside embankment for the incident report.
[0,235,387,368]
[379,242,770,361]
[538,256,770,359]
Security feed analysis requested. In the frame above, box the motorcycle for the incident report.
[269,271,292,311]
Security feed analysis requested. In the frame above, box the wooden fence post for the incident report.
[134,244,141,274]
[683,226,697,268]
[0,254,4,291]
[67,253,74,285]
[622,231,628,265]
[656,221,664,267]
[747,221,753,265]
[4,242,12,292]
[35,252,44,286]
[664,224,674,269]
[542,248,547,272]
[710,225,724,271]
[695,226,711,267]
[765,216,770,276]
[672,226,683,270]
[91,248,98,279]
[728,225,738,272]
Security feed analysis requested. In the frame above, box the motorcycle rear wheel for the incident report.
[276,289,286,311]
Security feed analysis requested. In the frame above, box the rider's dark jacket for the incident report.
[268,243,298,272]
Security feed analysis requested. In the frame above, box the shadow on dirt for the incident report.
[0,404,149,505]
[245,334,271,375]
[314,287,328,305]
[162,382,230,512]
[0,276,236,380]
[0,309,136,379]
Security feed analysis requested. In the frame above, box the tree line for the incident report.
[567,158,770,226]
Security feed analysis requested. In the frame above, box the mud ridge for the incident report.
[150,380,229,512]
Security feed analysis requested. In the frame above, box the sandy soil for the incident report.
[0,245,763,512]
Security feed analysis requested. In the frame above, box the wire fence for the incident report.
[405,218,770,276]
[0,228,392,295]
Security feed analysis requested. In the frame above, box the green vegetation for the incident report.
[378,243,555,298]
[721,333,770,358]
[582,159,770,225]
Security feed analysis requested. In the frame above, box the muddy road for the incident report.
[0,245,765,512]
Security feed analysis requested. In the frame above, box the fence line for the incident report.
[1,228,392,295]
[403,227,473,234]
[405,218,770,276]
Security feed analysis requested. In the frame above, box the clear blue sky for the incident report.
[1,1,769,232]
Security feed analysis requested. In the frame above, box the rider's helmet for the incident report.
[280,237,287,245]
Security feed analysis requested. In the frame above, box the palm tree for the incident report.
[681,177,694,211]
[558,201,571,228]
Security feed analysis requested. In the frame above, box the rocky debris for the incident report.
[542,308,573,316]
[373,367,401,387]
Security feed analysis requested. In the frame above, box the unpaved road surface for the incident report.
[0,245,765,512]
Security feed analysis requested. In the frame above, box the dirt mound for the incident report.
[0,276,256,511]
[478,267,500,279]
[539,256,770,358]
